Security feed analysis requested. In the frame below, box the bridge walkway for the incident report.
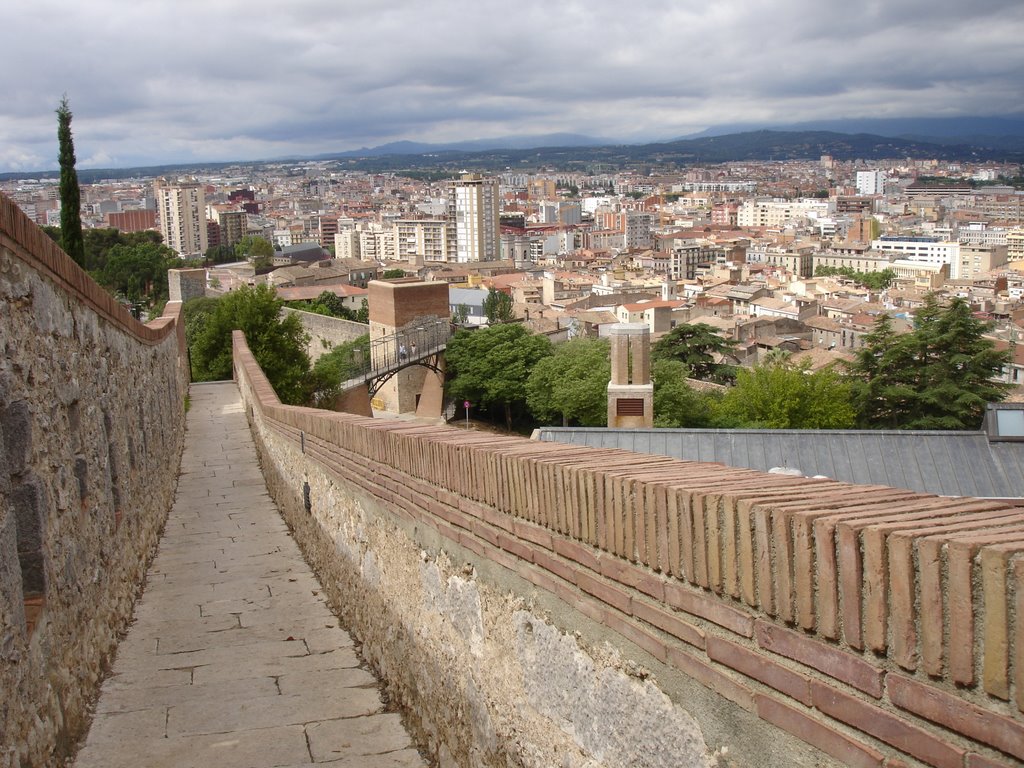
[72,381,427,768]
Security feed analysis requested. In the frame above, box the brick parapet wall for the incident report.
[0,195,182,348]
[234,330,1023,768]
[1,193,187,767]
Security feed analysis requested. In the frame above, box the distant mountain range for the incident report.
[319,128,1024,172]
[2,119,1022,182]
[678,116,1024,152]
[310,133,616,158]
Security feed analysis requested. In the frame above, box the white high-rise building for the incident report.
[156,181,207,258]
[446,174,500,263]
[856,170,885,196]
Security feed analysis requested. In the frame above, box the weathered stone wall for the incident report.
[0,194,187,767]
[282,307,368,363]
[167,267,207,303]
[235,329,1024,768]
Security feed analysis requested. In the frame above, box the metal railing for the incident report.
[338,317,452,393]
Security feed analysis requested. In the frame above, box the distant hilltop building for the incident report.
[447,173,500,263]
[155,179,208,259]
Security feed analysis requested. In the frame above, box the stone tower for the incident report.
[607,323,654,428]
[367,279,449,416]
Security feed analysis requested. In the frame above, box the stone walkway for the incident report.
[73,382,427,768]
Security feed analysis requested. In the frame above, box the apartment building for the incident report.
[156,180,207,258]
[736,198,832,228]
[871,235,961,277]
[395,219,449,262]
[447,174,501,263]
[956,243,1008,281]
[856,170,885,196]
[217,210,247,249]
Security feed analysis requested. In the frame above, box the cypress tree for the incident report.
[56,95,86,267]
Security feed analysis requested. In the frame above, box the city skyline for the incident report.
[2,0,1023,174]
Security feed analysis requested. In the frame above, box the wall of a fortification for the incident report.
[234,329,1024,768]
[0,195,187,767]
[282,307,368,363]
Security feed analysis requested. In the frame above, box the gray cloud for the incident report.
[1,0,1022,171]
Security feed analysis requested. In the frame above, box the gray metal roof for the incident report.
[534,427,1024,499]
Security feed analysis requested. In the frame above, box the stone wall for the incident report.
[0,194,187,767]
[282,307,368,363]
[234,329,1024,768]
[167,267,207,303]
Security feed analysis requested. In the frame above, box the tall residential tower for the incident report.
[446,173,500,263]
[156,180,208,259]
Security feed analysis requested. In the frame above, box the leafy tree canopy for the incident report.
[382,268,407,279]
[95,241,183,304]
[652,359,719,428]
[652,323,738,383]
[308,334,370,408]
[42,226,168,278]
[815,265,895,291]
[847,296,1010,429]
[288,292,370,324]
[526,337,610,427]
[483,287,515,324]
[188,285,312,404]
[452,303,470,325]
[235,235,274,261]
[446,324,552,430]
[715,361,856,429]
[205,244,238,265]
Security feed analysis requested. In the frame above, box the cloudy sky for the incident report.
[3,0,1022,172]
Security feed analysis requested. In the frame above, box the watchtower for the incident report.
[367,279,450,417]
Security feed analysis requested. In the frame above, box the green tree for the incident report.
[715,362,856,429]
[56,96,85,268]
[235,235,274,262]
[82,228,163,274]
[42,225,165,276]
[308,290,349,317]
[182,297,221,380]
[382,268,407,279]
[190,285,312,404]
[761,348,793,368]
[847,313,917,428]
[309,334,371,407]
[652,323,738,383]
[452,303,470,325]
[651,359,719,427]
[526,338,610,426]
[355,297,369,324]
[286,291,369,324]
[96,241,182,304]
[848,297,1010,429]
[205,244,237,265]
[814,265,894,291]
[446,324,552,430]
[483,288,515,324]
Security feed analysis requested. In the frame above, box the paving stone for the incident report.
[306,714,419,762]
[191,646,363,685]
[72,382,422,768]
[280,750,427,768]
[75,724,312,768]
[95,674,278,714]
[169,688,384,736]
[278,666,379,696]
